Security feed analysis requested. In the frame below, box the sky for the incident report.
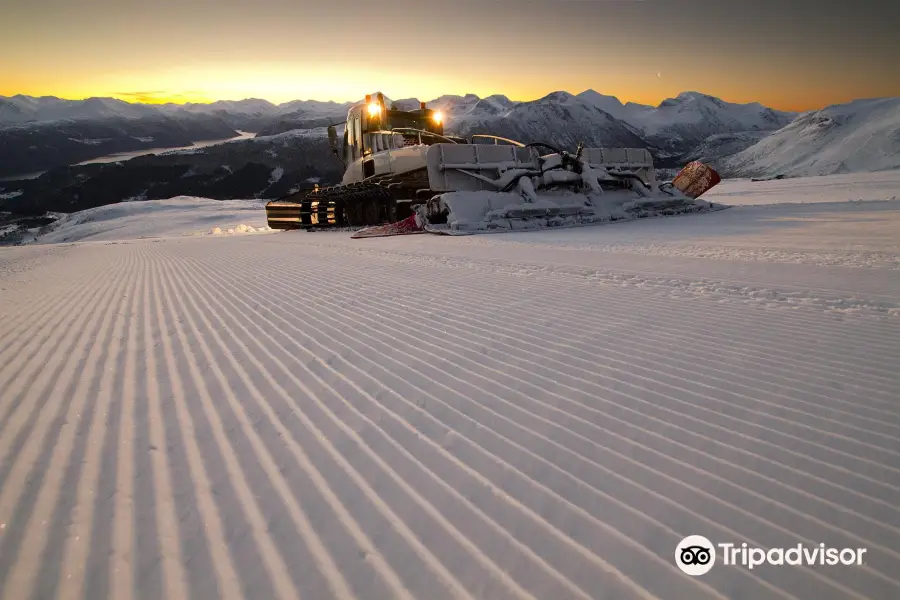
[1,0,898,111]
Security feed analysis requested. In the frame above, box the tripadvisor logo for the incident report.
[676,535,716,576]
[675,535,867,576]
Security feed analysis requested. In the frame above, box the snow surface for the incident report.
[269,166,285,185]
[26,197,272,244]
[702,170,900,206]
[66,137,111,145]
[1,173,899,599]
[722,98,900,178]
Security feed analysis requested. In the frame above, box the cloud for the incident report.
[113,90,206,104]
[115,90,167,96]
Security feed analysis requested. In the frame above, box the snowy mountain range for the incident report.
[0,95,351,128]
[604,91,796,154]
[445,92,649,151]
[0,89,804,175]
[372,90,797,160]
[0,95,161,124]
[1,90,794,148]
[1,90,897,217]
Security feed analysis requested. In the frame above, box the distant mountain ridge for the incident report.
[2,89,796,132]
[0,94,161,124]
[0,89,803,175]
[2,90,897,219]
[0,94,354,128]
[446,91,649,152]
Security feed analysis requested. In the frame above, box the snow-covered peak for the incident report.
[423,93,484,122]
[447,90,647,152]
[389,98,423,111]
[621,92,797,152]
[510,92,632,126]
[721,97,900,178]
[539,91,578,104]
[427,93,480,109]
[160,98,279,116]
[484,94,514,105]
[429,93,480,105]
[205,98,278,114]
[276,99,351,114]
[670,90,723,104]
[576,89,630,119]
[467,95,517,117]
[639,92,795,133]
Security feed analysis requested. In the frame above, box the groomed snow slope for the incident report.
[1,173,900,600]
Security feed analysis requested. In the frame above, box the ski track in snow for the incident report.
[1,179,900,599]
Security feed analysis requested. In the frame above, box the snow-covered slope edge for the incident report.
[682,131,773,167]
[721,97,900,178]
[28,197,273,244]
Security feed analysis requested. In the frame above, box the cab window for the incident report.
[347,117,355,159]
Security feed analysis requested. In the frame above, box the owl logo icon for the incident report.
[676,535,716,576]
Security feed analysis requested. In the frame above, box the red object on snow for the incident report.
[350,214,425,239]
[672,161,721,199]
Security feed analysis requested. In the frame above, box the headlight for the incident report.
[432,111,443,124]
[368,102,382,117]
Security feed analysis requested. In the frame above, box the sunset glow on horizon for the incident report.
[3,0,898,112]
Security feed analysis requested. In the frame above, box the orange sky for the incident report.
[2,0,898,112]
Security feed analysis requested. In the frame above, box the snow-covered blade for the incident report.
[420,146,725,235]
[422,189,722,235]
